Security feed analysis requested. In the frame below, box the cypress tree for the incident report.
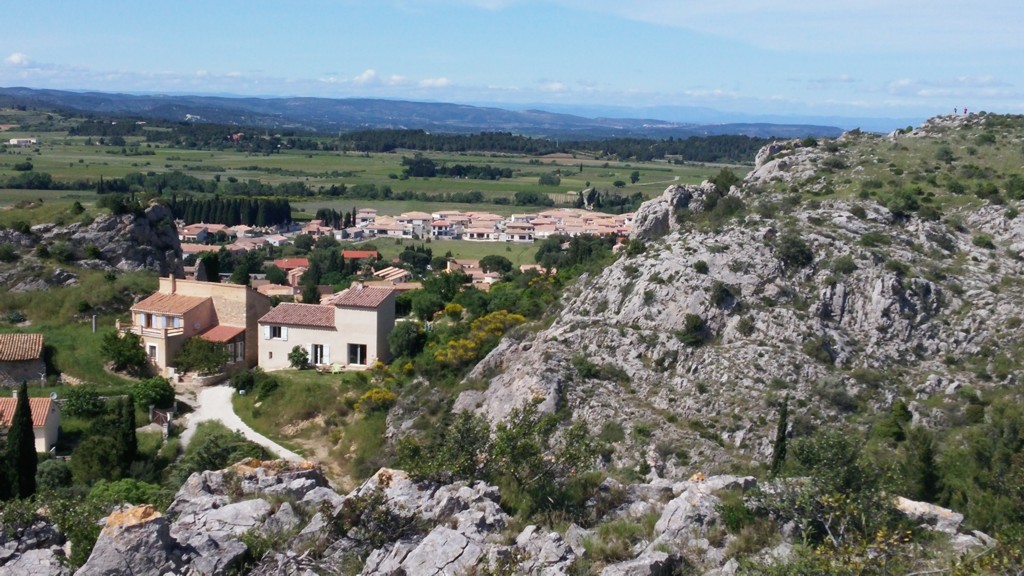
[7,382,37,498]
[906,427,941,503]
[0,432,9,500]
[118,396,138,471]
[770,395,789,477]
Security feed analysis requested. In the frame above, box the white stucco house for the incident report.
[0,394,60,452]
[257,285,396,371]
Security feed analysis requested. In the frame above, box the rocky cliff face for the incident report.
[456,117,1024,476]
[0,202,183,289]
[2,459,986,575]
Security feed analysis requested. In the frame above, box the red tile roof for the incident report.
[259,303,336,328]
[0,397,56,427]
[198,325,246,343]
[131,293,209,315]
[342,250,379,260]
[0,333,44,362]
[324,286,394,309]
[273,258,309,271]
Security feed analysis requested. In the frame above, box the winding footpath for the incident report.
[178,385,304,462]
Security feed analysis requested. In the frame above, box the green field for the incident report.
[2,115,729,218]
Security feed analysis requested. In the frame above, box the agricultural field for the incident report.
[0,108,733,219]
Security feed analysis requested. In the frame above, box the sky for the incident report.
[2,0,1022,125]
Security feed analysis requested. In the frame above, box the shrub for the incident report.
[63,386,106,417]
[736,316,755,337]
[709,281,734,307]
[388,321,427,359]
[0,243,19,263]
[776,233,814,270]
[972,234,996,249]
[675,314,708,347]
[831,254,858,274]
[693,260,709,274]
[356,388,398,413]
[36,459,73,491]
[288,345,310,369]
[132,377,175,409]
[101,330,149,376]
[173,337,229,375]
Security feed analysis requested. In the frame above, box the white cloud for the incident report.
[540,81,569,92]
[353,69,377,85]
[419,77,451,88]
[5,52,32,67]
[385,75,407,86]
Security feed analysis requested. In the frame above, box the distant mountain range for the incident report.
[0,86,847,140]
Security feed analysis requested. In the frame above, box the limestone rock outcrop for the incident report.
[0,202,183,286]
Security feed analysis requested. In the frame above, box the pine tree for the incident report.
[770,395,789,476]
[7,382,37,498]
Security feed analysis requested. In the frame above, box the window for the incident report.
[348,344,367,366]
[147,344,157,360]
[271,326,282,339]
[312,344,325,365]
[268,351,273,360]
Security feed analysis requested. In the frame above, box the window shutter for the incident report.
[263,325,270,340]
[137,313,145,326]
[305,344,313,362]
[282,327,289,341]
[323,345,330,365]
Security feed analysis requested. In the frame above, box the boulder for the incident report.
[600,551,684,576]
[894,496,964,534]
[75,505,186,576]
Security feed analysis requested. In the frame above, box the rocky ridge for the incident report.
[0,202,183,290]
[455,115,1024,475]
[0,459,986,575]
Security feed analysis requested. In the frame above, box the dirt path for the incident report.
[179,385,304,462]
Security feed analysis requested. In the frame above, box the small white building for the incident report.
[0,394,60,453]
[258,285,396,370]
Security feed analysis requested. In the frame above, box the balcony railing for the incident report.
[115,319,184,339]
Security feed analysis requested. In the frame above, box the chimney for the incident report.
[169,274,177,293]
[356,281,364,291]
[12,389,17,399]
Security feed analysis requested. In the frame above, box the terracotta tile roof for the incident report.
[342,250,379,260]
[324,286,394,309]
[0,397,56,427]
[132,293,209,315]
[198,325,246,343]
[273,258,309,271]
[259,303,336,328]
[0,333,44,362]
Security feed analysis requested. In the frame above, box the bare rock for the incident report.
[74,505,186,576]
[894,496,964,534]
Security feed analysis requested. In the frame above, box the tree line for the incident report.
[63,115,772,163]
[168,196,292,227]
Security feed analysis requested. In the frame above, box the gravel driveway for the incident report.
[178,385,304,462]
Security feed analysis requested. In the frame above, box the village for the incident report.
[0,202,631,455]
[175,206,636,257]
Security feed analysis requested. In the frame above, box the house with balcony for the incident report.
[257,284,395,371]
[122,276,271,377]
